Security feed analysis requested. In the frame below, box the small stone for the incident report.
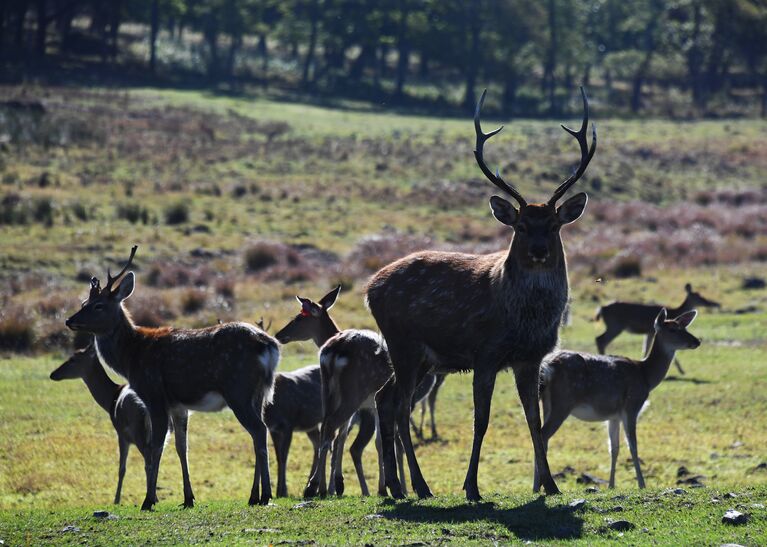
[641,528,649,533]
[722,509,749,525]
[729,441,744,449]
[92,510,112,519]
[291,501,316,509]
[671,488,687,495]
[611,494,627,501]
[751,503,765,509]
[365,514,384,520]
[585,486,599,494]
[576,473,608,485]
[723,492,738,499]
[612,505,624,512]
[711,497,721,503]
[608,520,635,532]
[677,466,690,478]
[720,543,746,547]
[61,526,80,533]
[569,498,587,510]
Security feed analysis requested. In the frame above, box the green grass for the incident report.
[1,84,766,544]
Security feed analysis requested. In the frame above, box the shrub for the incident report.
[32,198,54,226]
[610,254,642,279]
[180,289,207,315]
[214,277,236,299]
[244,242,283,272]
[0,308,35,352]
[70,201,89,221]
[164,202,190,225]
[116,203,150,224]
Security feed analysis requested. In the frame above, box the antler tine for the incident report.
[548,87,597,206]
[474,89,527,207]
[105,245,138,293]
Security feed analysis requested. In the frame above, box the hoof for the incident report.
[181,499,195,509]
[140,500,155,511]
[544,484,561,496]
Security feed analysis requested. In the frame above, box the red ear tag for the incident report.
[300,308,311,317]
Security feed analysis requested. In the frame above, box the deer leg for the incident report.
[329,419,351,496]
[463,370,496,501]
[271,429,292,498]
[142,409,169,511]
[608,419,620,488]
[114,436,129,505]
[410,410,423,441]
[428,377,442,439]
[170,409,195,508]
[305,412,343,498]
[596,325,622,355]
[534,396,570,492]
[226,396,271,505]
[516,364,559,496]
[622,413,645,488]
[374,407,387,496]
[375,378,404,499]
[350,409,375,496]
[395,372,432,499]
[306,428,321,480]
[395,432,408,496]
[674,358,685,375]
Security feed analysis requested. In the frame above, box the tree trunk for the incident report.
[35,0,46,58]
[630,0,661,114]
[302,0,319,88]
[14,1,28,49]
[543,0,558,115]
[349,43,374,80]
[257,33,268,75]
[503,72,518,115]
[419,50,429,78]
[149,0,159,73]
[227,34,241,79]
[687,1,705,109]
[205,26,219,80]
[463,0,481,112]
[109,0,121,60]
[395,2,410,99]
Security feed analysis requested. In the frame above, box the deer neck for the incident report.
[82,361,123,414]
[641,335,676,389]
[313,317,340,348]
[94,306,140,379]
[669,295,693,317]
[502,237,568,293]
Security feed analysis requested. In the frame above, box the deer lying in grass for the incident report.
[50,345,195,506]
[537,308,700,490]
[596,283,718,374]
[65,246,279,509]
[274,287,412,498]
[366,88,596,500]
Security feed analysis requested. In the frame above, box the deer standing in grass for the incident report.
[50,345,195,506]
[65,246,279,509]
[274,287,413,498]
[596,283,719,374]
[366,88,597,500]
[538,308,700,489]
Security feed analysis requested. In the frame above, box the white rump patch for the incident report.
[187,392,228,412]
[259,345,280,375]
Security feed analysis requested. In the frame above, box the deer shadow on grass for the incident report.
[378,496,583,541]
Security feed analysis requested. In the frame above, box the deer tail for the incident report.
[319,349,346,416]
[594,306,603,322]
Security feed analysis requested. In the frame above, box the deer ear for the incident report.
[489,196,518,226]
[557,192,588,224]
[114,272,135,301]
[296,296,319,317]
[675,310,697,328]
[654,308,668,331]
[319,285,341,310]
[685,283,692,293]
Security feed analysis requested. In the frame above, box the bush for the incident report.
[70,201,89,221]
[0,308,35,351]
[116,203,150,224]
[180,289,207,315]
[164,202,190,225]
[610,255,642,279]
[244,242,283,272]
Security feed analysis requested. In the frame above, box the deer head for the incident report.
[50,344,96,381]
[66,246,138,335]
[684,283,721,309]
[654,308,701,350]
[275,285,341,345]
[475,88,596,269]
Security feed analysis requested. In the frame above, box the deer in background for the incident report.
[538,309,700,489]
[410,374,445,441]
[65,246,279,509]
[50,345,195,506]
[596,283,719,374]
[273,287,415,497]
[366,88,596,500]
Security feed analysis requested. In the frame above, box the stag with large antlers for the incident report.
[66,246,280,509]
[367,88,596,500]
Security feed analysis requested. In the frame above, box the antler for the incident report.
[474,90,527,208]
[104,245,138,294]
[548,87,597,206]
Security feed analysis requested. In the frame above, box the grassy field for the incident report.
[1,85,766,544]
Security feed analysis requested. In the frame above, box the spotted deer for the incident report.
[366,88,597,500]
[50,344,194,506]
[65,246,279,509]
[273,287,414,498]
[538,309,700,489]
[596,283,719,373]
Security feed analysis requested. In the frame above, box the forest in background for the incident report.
[3,0,767,117]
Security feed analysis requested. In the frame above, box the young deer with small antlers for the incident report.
[273,287,412,498]
[538,309,700,489]
[596,283,719,373]
[65,246,280,509]
[366,88,597,500]
[50,345,193,506]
